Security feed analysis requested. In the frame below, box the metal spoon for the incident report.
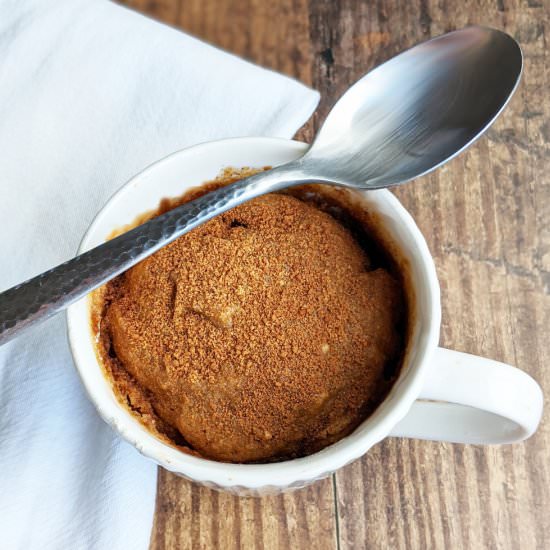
[0,26,522,345]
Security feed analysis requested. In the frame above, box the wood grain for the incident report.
[118,1,550,548]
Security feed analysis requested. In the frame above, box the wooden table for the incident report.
[119,1,549,548]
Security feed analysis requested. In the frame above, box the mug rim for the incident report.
[67,137,441,489]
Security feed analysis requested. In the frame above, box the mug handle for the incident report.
[389,347,543,444]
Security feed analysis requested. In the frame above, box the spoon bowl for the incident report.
[302,26,522,188]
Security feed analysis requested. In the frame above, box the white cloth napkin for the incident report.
[0,1,319,548]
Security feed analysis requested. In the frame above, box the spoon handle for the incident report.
[0,165,304,345]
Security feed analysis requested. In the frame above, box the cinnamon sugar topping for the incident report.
[93,168,407,463]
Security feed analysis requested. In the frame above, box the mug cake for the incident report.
[92,168,409,463]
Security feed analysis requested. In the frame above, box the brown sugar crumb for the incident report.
[93,169,408,463]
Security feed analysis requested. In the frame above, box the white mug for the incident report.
[67,137,543,495]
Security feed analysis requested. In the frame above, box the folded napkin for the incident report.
[0,1,318,548]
